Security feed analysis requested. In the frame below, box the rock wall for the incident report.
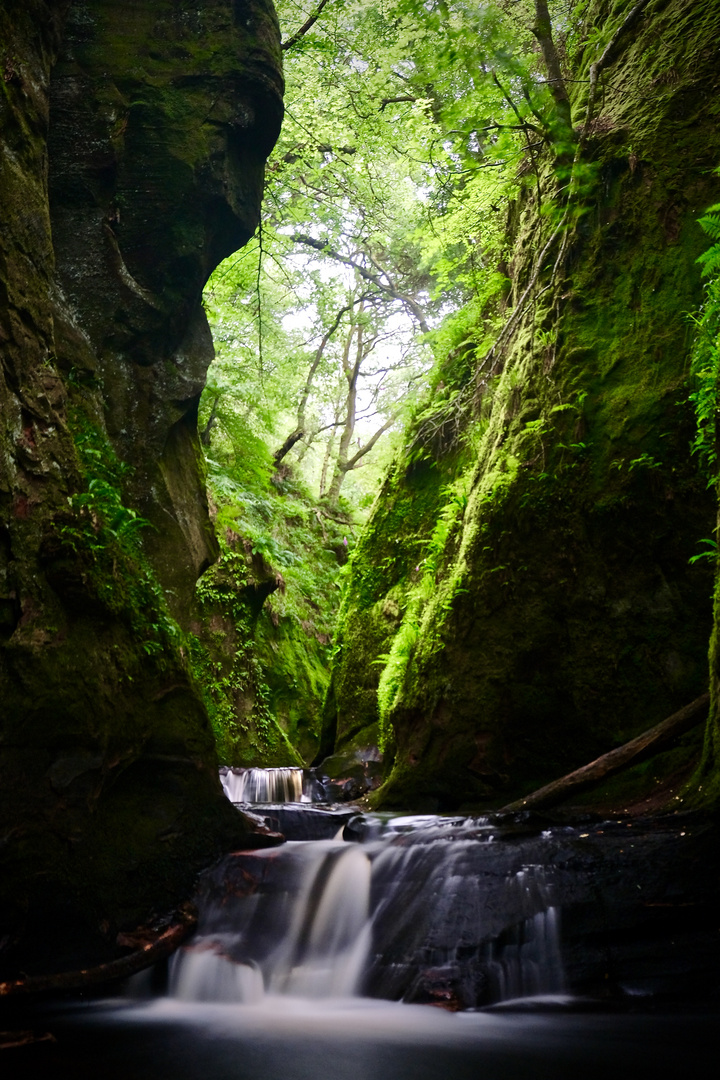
[0,0,283,975]
[324,0,720,810]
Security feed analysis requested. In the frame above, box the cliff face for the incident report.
[0,0,283,973]
[325,0,720,810]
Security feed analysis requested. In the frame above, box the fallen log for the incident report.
[0,902,196,997]
[499,693,709,814]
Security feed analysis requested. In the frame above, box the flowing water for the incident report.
[4,772,716,1078]
[164,816,566,1008]
[219,766,310,804]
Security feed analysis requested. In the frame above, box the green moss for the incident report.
[325,0,720,809]
[0,0,285,972]
[188,464,350,767]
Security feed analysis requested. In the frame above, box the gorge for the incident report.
[1,0,720,1071]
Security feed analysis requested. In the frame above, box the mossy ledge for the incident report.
[324,0,720,812]
[0,0,283,977]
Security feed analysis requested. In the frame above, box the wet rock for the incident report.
[0,0,284,979]
[315,748,384,802]
[245,804,360,842]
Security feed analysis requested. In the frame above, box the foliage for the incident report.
[690,198,720,482]
[190,433,352,763]
[199,0,710,772]
[200,1,586,508]
[63,411,183,658]
[320,0,720,809]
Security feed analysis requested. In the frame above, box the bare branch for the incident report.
[290,233,430,333]
[273,428,305,465]
[379,95,417,111]
[295,297,366,434]
[282,0,331,52]
[343,413,399,471]
[492,70,544,209]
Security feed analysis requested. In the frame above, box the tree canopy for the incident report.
[198,0,601,509]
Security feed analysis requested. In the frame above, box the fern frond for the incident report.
[698,247,720,279]
[697,212,720,239]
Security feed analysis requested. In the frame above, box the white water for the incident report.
[220,766,308,803]
[167,811,565,1009]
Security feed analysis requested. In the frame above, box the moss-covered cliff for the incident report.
[188,469,344,770]
[0,0,283,976]
[324,0,720,810]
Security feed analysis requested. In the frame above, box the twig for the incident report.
[281,0,330,51]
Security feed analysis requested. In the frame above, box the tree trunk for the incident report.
[200,393,222,447]
[273,427,305,464]
[0,904,197,996]
[327,319,361,502]
[499,695,709,813]
[531,0,573,133]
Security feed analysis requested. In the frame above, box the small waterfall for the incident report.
[170,945,263,1004]
[483,867,564,1001]
[168,816,566,1009]
[265,844,372,997]
[220,766,308,804]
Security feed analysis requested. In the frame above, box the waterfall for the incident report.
[168,815,566,1009]
[220,766,308,804]
[483,868,564,1001]
[171,946,264,1004]
[264,844,372,997]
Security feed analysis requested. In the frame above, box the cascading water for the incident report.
[167,815,565,1010]
[36,812,716,1080]
[220,766,309,804]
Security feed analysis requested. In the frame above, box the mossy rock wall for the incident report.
[0,0,283,975]
[326,0,720,810]
[189,545,307,768]
[190,492,343,768]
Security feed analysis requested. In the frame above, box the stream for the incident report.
[3,766,717,1077]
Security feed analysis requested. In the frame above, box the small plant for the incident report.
[62,410,182,660]
[689,197,720,482]
[375,612,421,751]
[689,538,718,566]
[628,453,662,472]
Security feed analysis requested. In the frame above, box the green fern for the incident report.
[690,195,720,481]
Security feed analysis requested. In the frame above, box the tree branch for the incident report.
[380,95,417,111]
[492,70,544,209]
[281,0,330,52]
[295,297,364,436]
[343,413,399,471]
[273,428,305,464]
[290,233,430,333]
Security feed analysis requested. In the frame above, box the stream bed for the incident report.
[2,779,718,1077]
[6,996,717,1079]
